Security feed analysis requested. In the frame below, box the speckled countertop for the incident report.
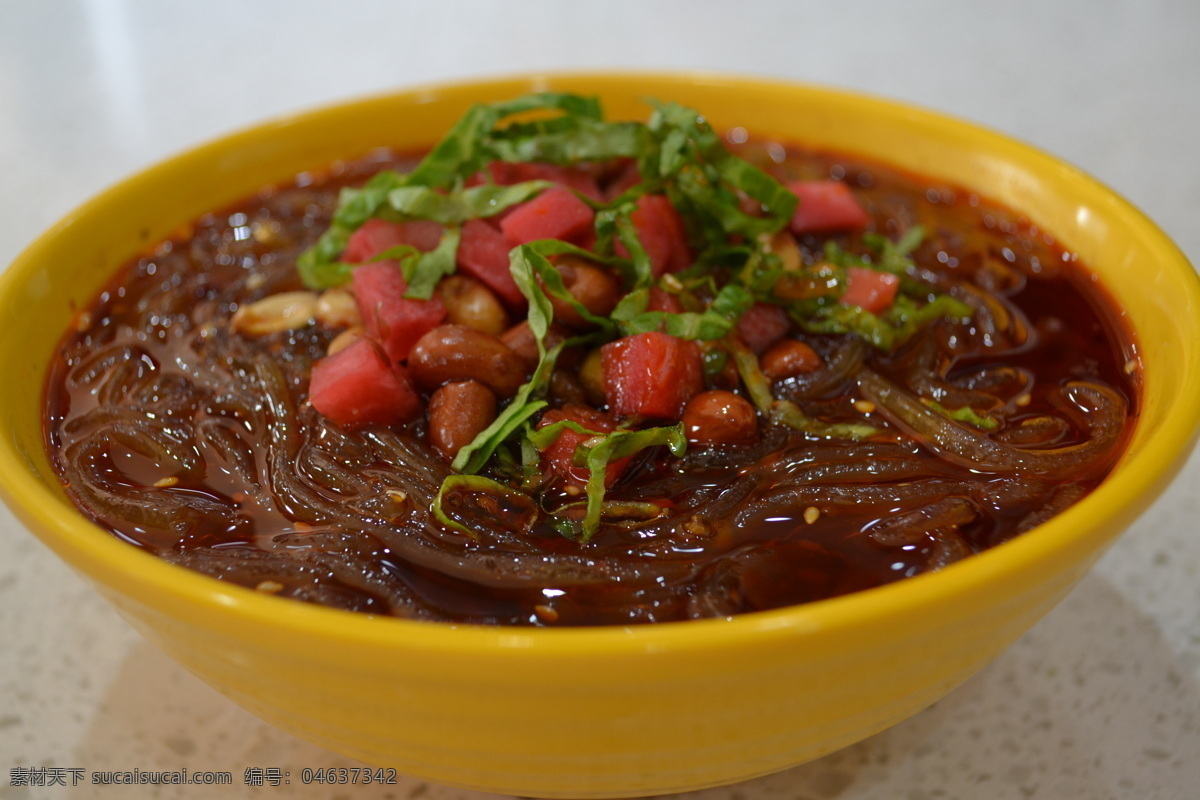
[2,2,1198,798]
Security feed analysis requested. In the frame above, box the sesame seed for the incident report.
[854,400,876,414]
[803,506,820,524]
[256,581,284,593]
[152,476,178,488]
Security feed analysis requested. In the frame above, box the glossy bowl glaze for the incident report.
[2,73,1198,798]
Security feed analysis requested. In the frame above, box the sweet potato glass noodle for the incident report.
[44,95,1137,625]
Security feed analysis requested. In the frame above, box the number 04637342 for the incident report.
[299,767,398,785]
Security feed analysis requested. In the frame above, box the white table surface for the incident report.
[2,1,1198,798]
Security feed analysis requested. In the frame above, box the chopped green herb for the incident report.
[387,181,552,225]
[400,227,461,300]
[300,91,975,545]
[432,474,538,538]
[610,283,753,340]
[526,418,605,451]
[793,294,973,351]
[575,425,687,541]
[922,398,1000,431]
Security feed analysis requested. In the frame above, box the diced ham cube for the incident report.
[629,194,691,275]
[351,263,446,363]
[309,339,421,427]
[500,186,595,245]
[735,302,790,354]
[489,161,602,201]
[537,405,630,488]
[456,218,525,309]
[787,180,871,234]
[647,286,684,314]
[601,331,703,420]
[343,218,443,263]
[840,266,901,314]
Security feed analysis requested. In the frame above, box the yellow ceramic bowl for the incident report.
[2,73,1198,798]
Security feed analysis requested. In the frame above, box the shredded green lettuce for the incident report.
[610,283,753,340]
[793,294,973,351]
[514,240,620,335]
[400,227,461,300]
[432,474,538,538]
[336,170,408,228]
[729,340,876,440]
[922,398,1000,432]
[487,120,648,164]
[770,227,973,351]
[644,102,797,246]
[525,418,605,451]
[386,181,552,225]
[404,93,608,189]
[575,425,687,542]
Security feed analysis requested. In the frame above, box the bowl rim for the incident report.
[4,69,1199,658]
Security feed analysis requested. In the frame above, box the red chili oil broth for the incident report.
[42,138,1138,626]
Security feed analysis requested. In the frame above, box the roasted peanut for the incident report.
[681,390,758,445]
[549,370,587,407]
[577,347,607,406]
[438,274,508,336]
[500,321,573,373]
[760,339,824,382]
[408,324,526,397]
[315,286,361,328]
[427,380,497,461]
[548,255,621,329]
[763,229,802,272]
[231,291,317,335]
[326,325,364,356]
[500,321,540,371]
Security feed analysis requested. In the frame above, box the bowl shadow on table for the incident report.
[73,573,1200,800]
